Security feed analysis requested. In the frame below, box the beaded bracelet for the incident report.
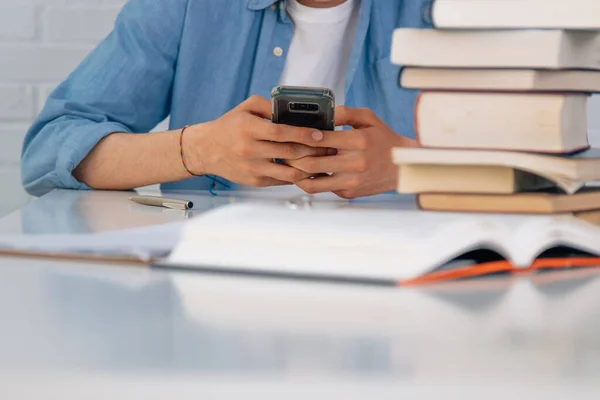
[179,125,202,177]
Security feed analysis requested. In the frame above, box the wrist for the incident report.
[181,123,209,176]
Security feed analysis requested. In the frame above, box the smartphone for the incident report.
[271,86,335,131]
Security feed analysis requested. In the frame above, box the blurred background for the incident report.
[0,0,599,217]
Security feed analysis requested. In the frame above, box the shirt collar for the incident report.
[246,0,280,10]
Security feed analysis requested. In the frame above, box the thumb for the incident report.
[240,95,271,120]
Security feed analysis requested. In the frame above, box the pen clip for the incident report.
[162,202,189,211]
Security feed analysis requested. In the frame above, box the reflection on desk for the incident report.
[7,189,416,235]
[2,257,600,382]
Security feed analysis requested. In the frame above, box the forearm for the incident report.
[72,95,334,191]
[73,130,192,190]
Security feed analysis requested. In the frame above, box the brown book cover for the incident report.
[401,68,600,92]
[417,188,600,214]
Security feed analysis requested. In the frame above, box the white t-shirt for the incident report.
[279,0,359,106]
[254,0,358,195]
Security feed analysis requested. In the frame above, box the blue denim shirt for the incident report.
[21,0,433,196]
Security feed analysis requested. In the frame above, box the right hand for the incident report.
[183,95,333,187]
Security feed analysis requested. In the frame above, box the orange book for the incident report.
[401,257,600,287]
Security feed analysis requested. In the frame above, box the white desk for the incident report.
[0,189,415,235]
[1,190,600,399]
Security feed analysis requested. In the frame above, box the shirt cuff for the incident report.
[55,121,132,190]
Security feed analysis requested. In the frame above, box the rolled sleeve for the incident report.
[21,0,189,196]
[56,121,133,191]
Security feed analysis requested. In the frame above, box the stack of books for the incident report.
[391,0,600,215]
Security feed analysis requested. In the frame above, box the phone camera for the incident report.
[289,102,319,113]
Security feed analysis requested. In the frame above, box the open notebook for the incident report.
[164,203,600,284]
[0,222,184,263]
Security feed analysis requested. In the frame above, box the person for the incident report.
[21,0,432,199]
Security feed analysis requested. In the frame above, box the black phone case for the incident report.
[271,86,335,131]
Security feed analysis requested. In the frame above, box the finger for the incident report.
[295,174,352,194]
[287,154,363,174]
[335,106,379,128]
[253,119,325,146]
[259,161,313,183]
[260,178,293,187]
[254,142,335,160]
[239,95,271,120]
[243,175,291,187]
[316,129,370,151]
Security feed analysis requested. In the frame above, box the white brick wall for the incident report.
[0,0,126,216]
[0,1,599,217]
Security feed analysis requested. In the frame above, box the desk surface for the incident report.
[1,256,600,398]
[0,188,415,235]
[2,190,600,398]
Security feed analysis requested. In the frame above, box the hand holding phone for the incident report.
[183,95,332,187]
[271,86,335,131]
[271,86,335,165]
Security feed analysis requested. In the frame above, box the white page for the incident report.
[167,203,582,281]
[510,216,600,266]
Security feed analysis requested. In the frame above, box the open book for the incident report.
[165,203,600,284]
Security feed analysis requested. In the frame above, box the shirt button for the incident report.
[270,3,277,10]
[273,46,284,57]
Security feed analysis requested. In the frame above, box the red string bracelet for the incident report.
[179,125,202,177]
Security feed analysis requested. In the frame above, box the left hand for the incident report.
[287,106,418,199]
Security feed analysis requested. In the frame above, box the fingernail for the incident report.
[327,148,338,156]
[312,131,323,141]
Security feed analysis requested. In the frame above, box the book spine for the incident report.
[415,144,591,155]
[414,91,424,146]
[418,89,576,96]
[398,67,408,89]
[428,0,438,29]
